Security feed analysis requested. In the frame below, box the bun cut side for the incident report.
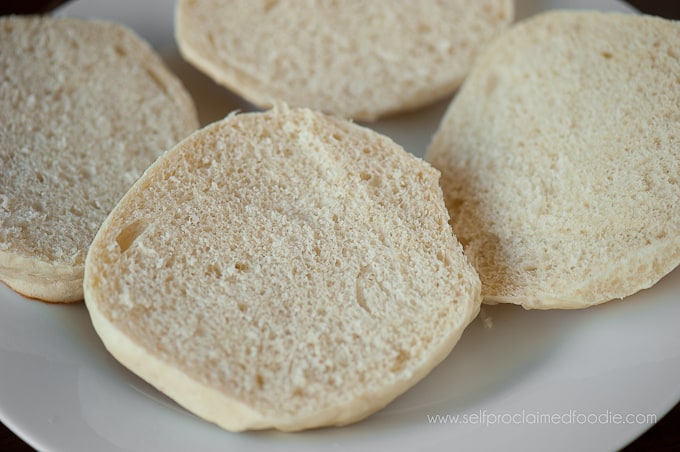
[175,0,514,121]
[84,106,481,431]
[426,11,680,309]
[0,16,199,302]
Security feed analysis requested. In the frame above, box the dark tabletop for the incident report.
[1,0,679,450]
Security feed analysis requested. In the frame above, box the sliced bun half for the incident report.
[0,16,199,302]
[175,0,514,121]
[84,105,481,431]
[426,11,680,309]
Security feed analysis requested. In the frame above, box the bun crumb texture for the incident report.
[426,11,680,309]
[0,15,198,302]
[176,0,514,121]
[84,106,481,431]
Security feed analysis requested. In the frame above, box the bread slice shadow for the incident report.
[160,45,256,127]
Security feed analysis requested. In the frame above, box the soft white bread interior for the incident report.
[425,11,680,309]
[83,105,481,431]
[0,16,199,302]
[175,0,514,121]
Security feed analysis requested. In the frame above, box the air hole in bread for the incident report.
[359,172,371,181]
[601,51,613,59]
[292,388,304,399]
[206,263,222,278]
[206,32,216,50]
[115,219,150,253]
[234,262,249,271]
[144,67,169,96]
[69,205,83,216]
[418,22,432,33]
[0,195,8,211]
[113,44,127,57]
[485,73,499,95]
[391,349,410,372]
[31,201,42,213]
[262,0,278,13]
[355,266,373,315]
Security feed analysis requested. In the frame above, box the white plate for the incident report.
[2,0,679,451]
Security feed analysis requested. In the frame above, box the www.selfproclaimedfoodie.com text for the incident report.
[426,409,657,426]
